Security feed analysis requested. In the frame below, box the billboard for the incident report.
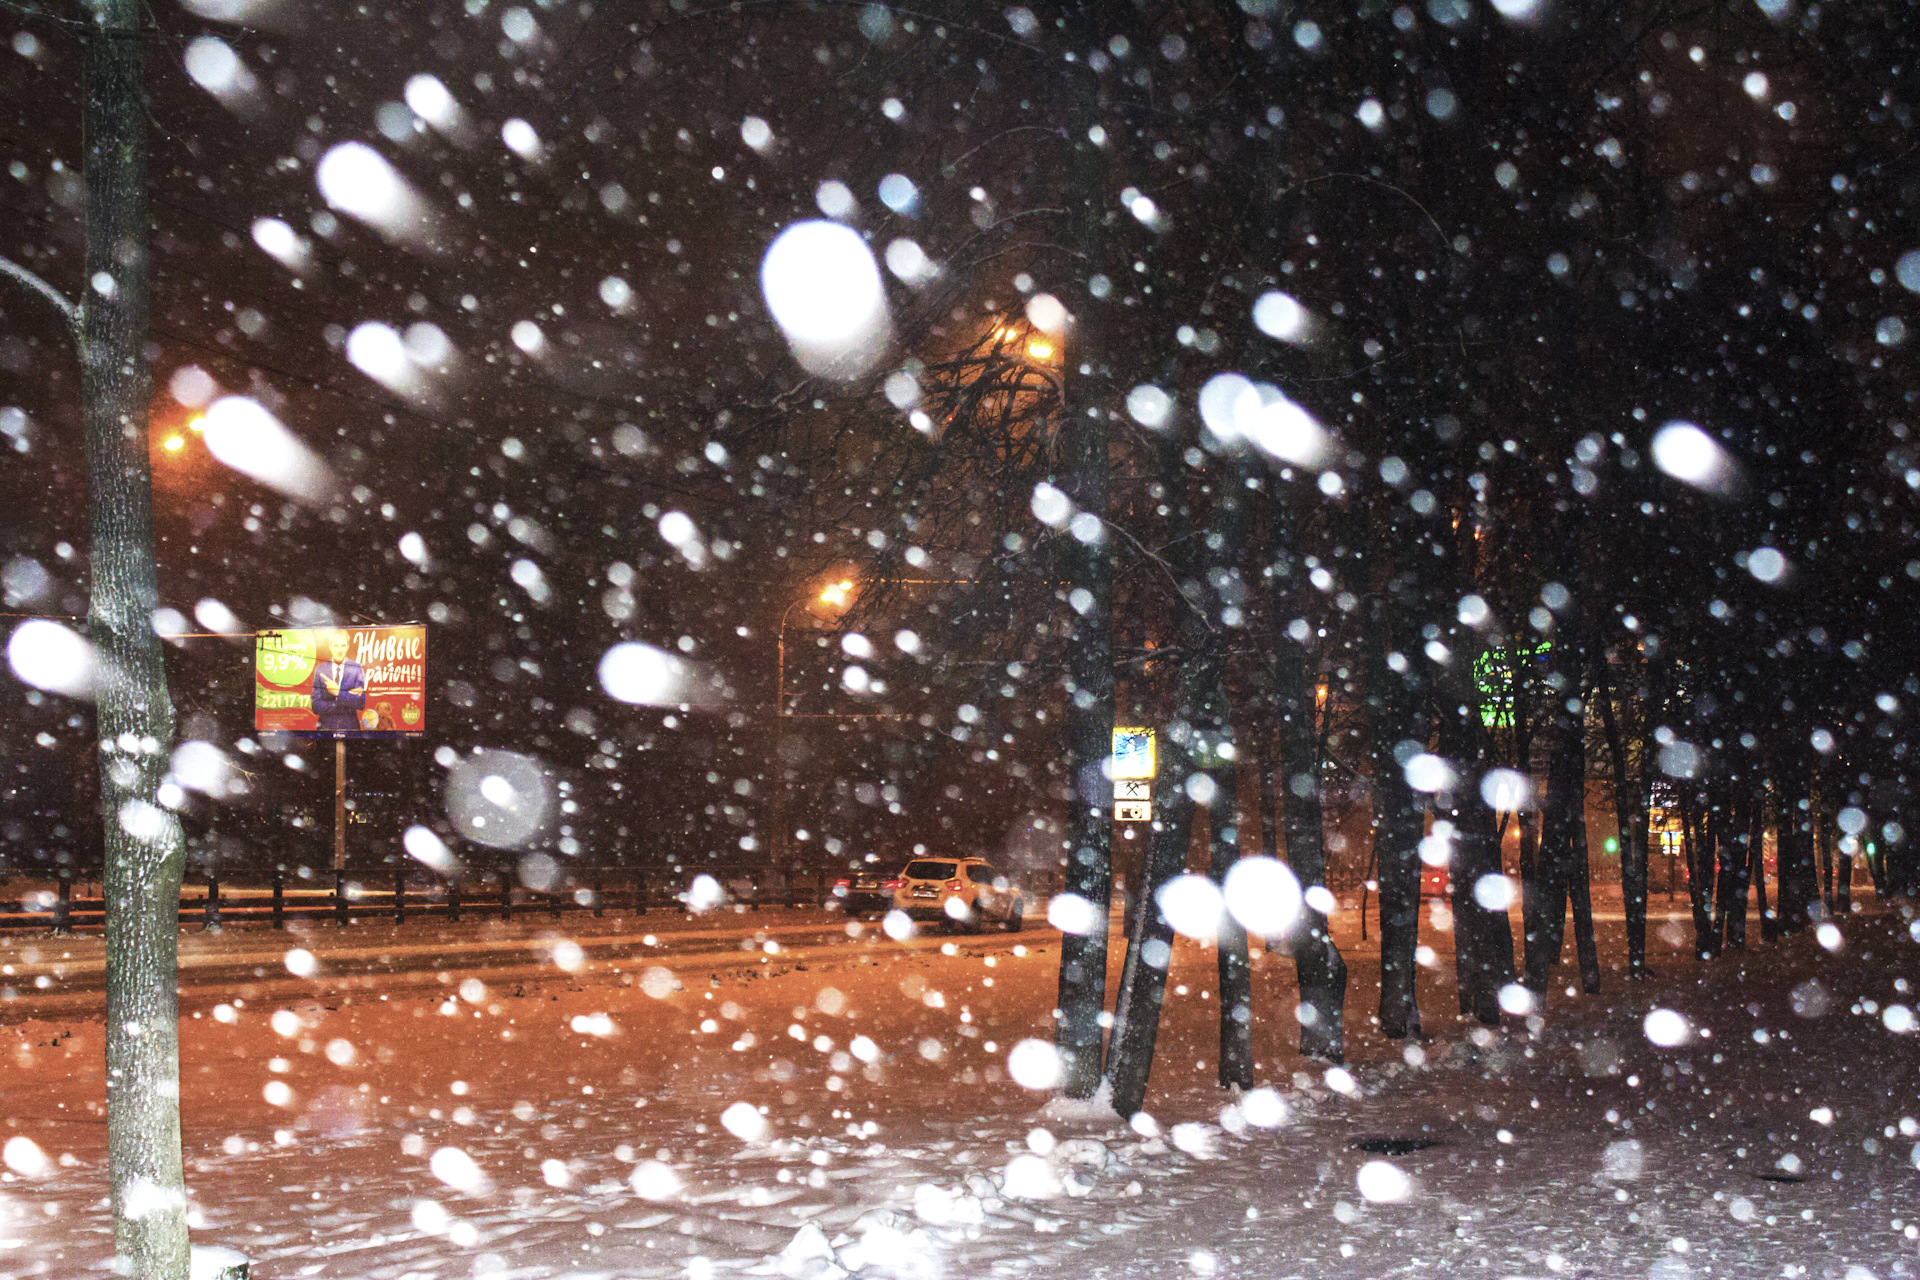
[255,625,426,736]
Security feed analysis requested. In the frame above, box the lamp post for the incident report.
[770,579,854,870]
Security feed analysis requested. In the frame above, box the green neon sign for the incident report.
[1472,639,1553,729]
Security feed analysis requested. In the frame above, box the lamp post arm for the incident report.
[769,596,811,870]
[775,596,810,718]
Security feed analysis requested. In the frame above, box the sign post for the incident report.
[334,739,348,924]
[255,625,427,923]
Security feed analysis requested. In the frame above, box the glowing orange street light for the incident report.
[161,435,186,452]
[1026,339,1055,360]
[820,579,855,608]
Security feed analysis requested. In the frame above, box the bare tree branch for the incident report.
[0,255,81,340]
[0,0,91,27]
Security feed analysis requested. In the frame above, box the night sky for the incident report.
[2,0,1917,888]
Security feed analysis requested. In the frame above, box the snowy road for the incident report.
[3,900,1917,1280]
[0,907,1048,1022]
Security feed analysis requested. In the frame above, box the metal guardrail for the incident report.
[0,865,856,935]
[2,862,1073,936]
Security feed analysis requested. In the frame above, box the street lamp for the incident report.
[153,413,207,465]
[770,578,856,867]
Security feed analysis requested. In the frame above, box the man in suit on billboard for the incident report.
[310,629,368,732]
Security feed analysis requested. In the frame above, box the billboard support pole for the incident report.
[333,738,348,925]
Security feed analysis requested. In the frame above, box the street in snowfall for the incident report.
[10,1,1920,1279]
[4,892,1918,1280]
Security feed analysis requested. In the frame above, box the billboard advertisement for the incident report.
[255,625,426,736]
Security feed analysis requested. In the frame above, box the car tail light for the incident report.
[946,879,964,892]
[833,878,851,889]
[883,879,903,891]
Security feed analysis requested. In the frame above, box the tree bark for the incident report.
[1718,792,1753,950]
[1104,656,1208,1118]
[1431,641,1508,1025]
[1105,445,1254,1110]
[1203,478,1254,1091]
[1596,666,1650,976]
[1684,799,1717,957]
[1365,597,1424,1041]
[1754,784,1777,942]
[1565,749,1602,995]
[1209,742,1253,1089]
[1524,692,1580,991]
[1270,608,1348,1060]
[1775,771,1817,933]
[1814,780,1834,913]
[1050,225,1114,1103]
[81,5,191,1276]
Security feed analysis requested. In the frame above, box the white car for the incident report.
[892,857,1026,932]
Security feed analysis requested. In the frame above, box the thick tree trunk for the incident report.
[1448,771,1510,1024]
[1596,670,1650,976]
[1050,37,1115,1103]
[1209,748,1253,1089]
[1104,660,1208,1118]
[1431,651,1507,1024]
[1686,801,1717,958]
[1107,455,1252,1108]
[1365,602,1424,1041]
[1719,793,1753,950]
[1813,785,1834,913]
[81,6,191,1276]
[1565,762,1602,995]
[1524,698,1582,992]
[1827,802,1843,909]
[1203,481,1254,1091]
[1270,610,1347,1061]
[1775,773,1817,933]
[1753,786,1777,942]
[1049,393,1114,1097]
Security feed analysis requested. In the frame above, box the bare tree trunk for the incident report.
[1431,648,1507,1025]
[1827,821,1843,921]
[1447,767,1510,1023]
[1776,768,1819,933]
[1049,397,1113,1096]
[1596,667,1650,976]
[1754,784,1777,942]
[1204,480,1254,1091]
[1566,769,1601,994]
[1050,31,1115,1101]
[1209,746,1253,1089]
[1524,701,1580,991]
[1814,779,1834,914]
[1720,802,1751,951]
[1257,719,1280,869]
[1106,453,1250,1109]
[79,5,190,1275]
[1104,660,1206,1118]
[1365,599,1424,1041]
[1270,602,1347,1061]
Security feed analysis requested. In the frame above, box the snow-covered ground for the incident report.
[2,896,1917,1280]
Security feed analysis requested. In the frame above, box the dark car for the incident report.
[830,865,902,915]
